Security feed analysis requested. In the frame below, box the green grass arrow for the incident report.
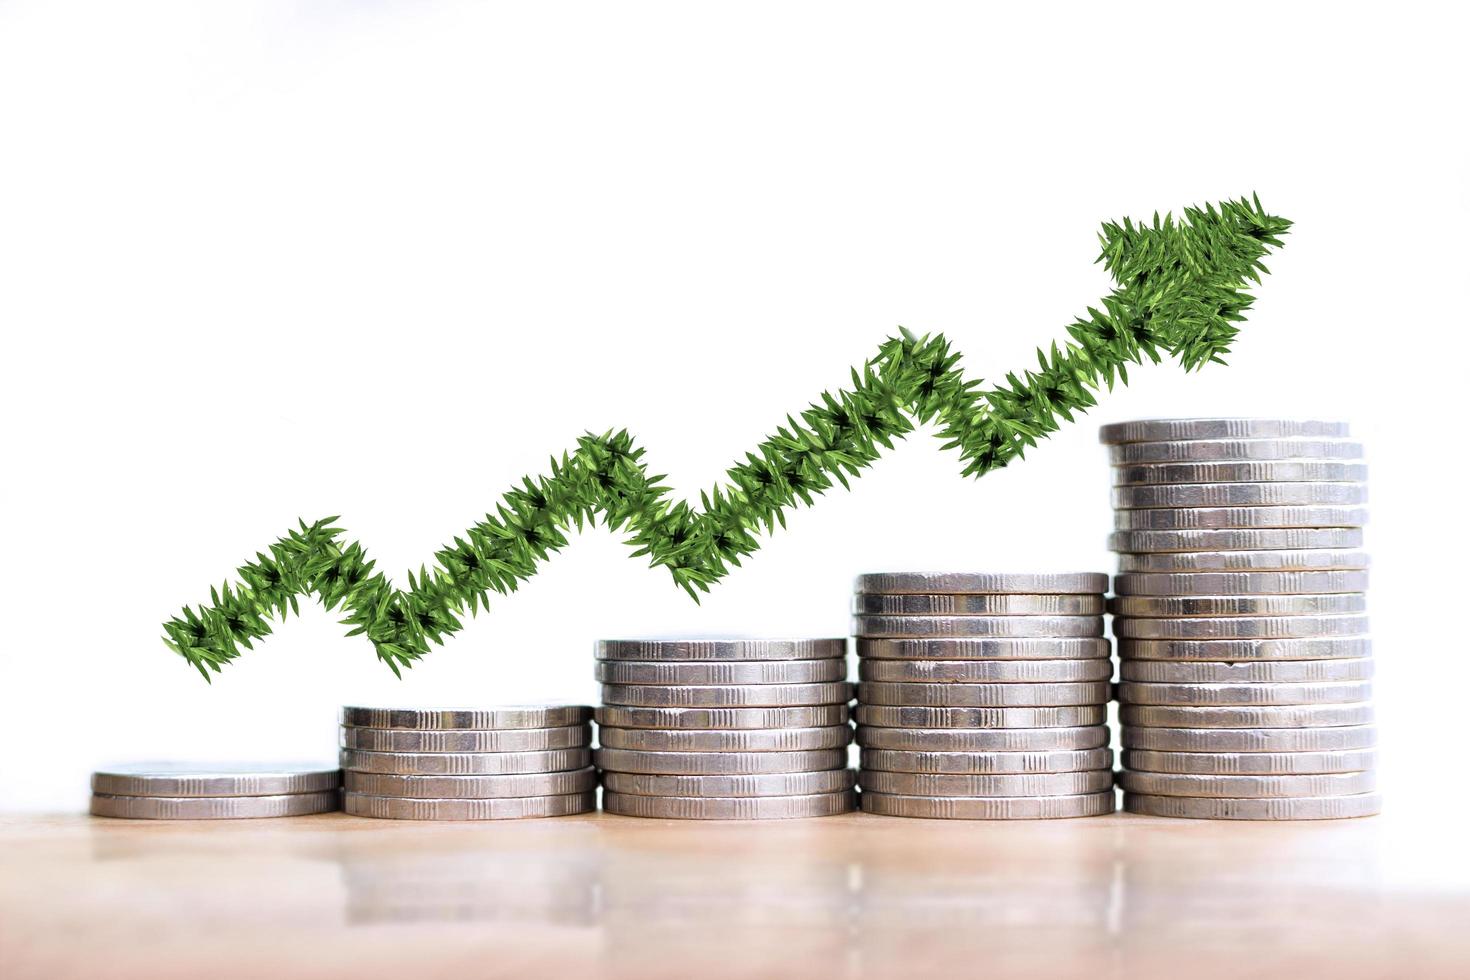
[165,196,1290,678]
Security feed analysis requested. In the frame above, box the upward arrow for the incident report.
[165,196,1290,678]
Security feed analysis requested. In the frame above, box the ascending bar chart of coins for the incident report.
[12,15,1470,975]
[77,419,1389,825]
[17,407,1455,980]
[18,389,1465,980]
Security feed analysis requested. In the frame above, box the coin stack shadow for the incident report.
[339,705,597,820]
[89,763,341,819]
[1103,418,1380,820]
[852,573,1116,819]
[594,639,857,819]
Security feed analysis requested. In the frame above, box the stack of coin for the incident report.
[1102,418,1380,820]
[852,573,1116,819]
[339,705,597,820]
[594,639,856,819]
[89,762,341,819]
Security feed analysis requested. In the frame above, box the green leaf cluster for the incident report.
[163,196,1291,678]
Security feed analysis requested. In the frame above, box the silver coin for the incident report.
[343,767,597,799]
[602,789,855,819]
[1118,769,1376,798]
[1114,615,1370,640]
[1123,791,1381,820]
[852,593,1104,616]
[1099,418,1352,444]
[861,790,1115,819]
[339,705,593,731]
[858,681,1111,707]
[595,659,846,685]
[339,724,591,753]
[1119,636,1372,661]
[1109,439,1364,464]
[343,790,595,820]
[854,616,1103,639]
[855,704,1107,728]
[596,725,853,752]
[1110,528,1365,553]
[593,747,848,775]
[1112,483,1366,510]
[599,682,853,708]
[1109,593,1367,617]
[1118,549,1372,573]
[595,638,846,661]
[1122,749,1377,775]
[854,572,1108,594]
[858,770,1113,797]
[1121,702,1374,728]
[859,659,1113,683]
[1120,659,1374,684]
[856,724,1110,752]
[90,790,340,820]
[856,637,1111,660]
[1113,460,1369,486]
[601,769,857,798]
[594,704,849,730]
[1112,571,1370,596]
[90,763,340,798]
[1118,680,1373,706]
[861,748,1113,774]
[1114,506,1368,531]
[1122,725,1378,753]
[338,748,591,775]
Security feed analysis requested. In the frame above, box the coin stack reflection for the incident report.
[90,762,341,819]
[340,848,599,925]
[1102,418,1380,819]
[339,705,597,820]
[595,639,856,819]
[852,573,1116,819]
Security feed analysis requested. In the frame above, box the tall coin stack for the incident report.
[90,762,341,819]
[1102,418,1380,820]
[594,639,857,819]
[852,573,1116,819]
[339,705,597,820]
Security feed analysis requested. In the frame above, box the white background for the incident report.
[1,1,1466,815]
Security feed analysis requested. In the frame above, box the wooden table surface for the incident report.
[2,810,1466,979]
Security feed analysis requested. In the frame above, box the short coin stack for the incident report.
[1102,418,1380,820]
[90,762,341,819]
[339,705,597,820]
[852,573,1116,819]
[595,639,856,819]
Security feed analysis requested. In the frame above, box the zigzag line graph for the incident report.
[165,197,1291,678]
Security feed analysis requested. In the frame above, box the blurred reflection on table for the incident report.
[2,811,1466,979]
